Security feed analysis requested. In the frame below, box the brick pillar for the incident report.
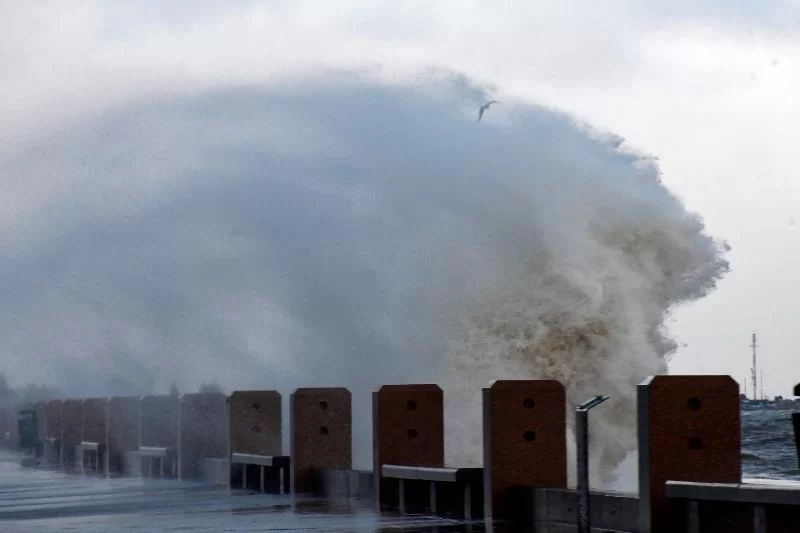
[140,395,179,449]
[33,402,46,450]
[81,398,108,444]
[179,392,228,480]
[373,384,444,509]
[638,375,741,533]
[82,398,109,474]
[228,390,281,457]
[291,387,351,494]
[62,399,82,469]
[140,394,180,479]
[45,400,63,443]
[107,397,139,474]
[483,379,566,521]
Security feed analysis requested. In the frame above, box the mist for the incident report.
[0,71,728,488]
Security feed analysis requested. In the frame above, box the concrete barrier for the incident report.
[179,392,228,480]
[483,379,567,521]
[80,398,108,475]
[528,487,638,532]
[61,399,82,469]
[373,384,444,512]
[107,397,139,475]
[139,395,180,478]
[666,480,800,533]
[638,375,741,533]
[228,390,285,492]
[321,469,374,501]
[291,387,352,494]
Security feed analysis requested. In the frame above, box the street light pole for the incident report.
[576,395,610,533]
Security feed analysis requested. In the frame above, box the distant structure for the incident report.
[750,333,757,399]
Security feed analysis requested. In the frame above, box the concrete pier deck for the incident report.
[0,452,484,533]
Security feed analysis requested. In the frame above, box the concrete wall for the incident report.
[528,487,638,533]
[321,469,375,501]
[202,457,229,486]
[316,469,638,532]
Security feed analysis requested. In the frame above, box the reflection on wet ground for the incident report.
[0,452,488,532]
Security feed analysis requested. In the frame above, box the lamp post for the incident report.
[576,395,610,533]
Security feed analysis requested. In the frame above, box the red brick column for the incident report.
[45,400,62,446]
[229,390,282,456]
[179,392,228,480]
[638,375,741,533]
[61,399,82,468]
[373,384,444,509]
[107,397,139,474]
[33,402,47,446]
[291,387,351,494]
[140,395,179,448]
[483,379,566,520]
[80,398,108,444]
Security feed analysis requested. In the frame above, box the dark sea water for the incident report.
[742,408,798,480]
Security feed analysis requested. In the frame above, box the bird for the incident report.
[478,100,500,121]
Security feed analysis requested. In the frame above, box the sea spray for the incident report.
[438,139,729,489]
[0,72,729,488]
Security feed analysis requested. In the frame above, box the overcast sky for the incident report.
[2,2,799,399]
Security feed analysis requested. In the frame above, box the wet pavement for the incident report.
[0,452,484,532]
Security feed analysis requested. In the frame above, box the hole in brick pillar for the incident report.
[251,402,261,411]
[406,400,417,411]
[688,436,703,450]
[523,398,535,409]
[523,430,536,442]
[320,426,329,435]
[687,397,702,411]
[407,428,418,438]
[319,401,328,410]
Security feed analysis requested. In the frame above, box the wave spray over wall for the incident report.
[1,73,729,489]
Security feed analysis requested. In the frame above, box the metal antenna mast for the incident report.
[750,333,758,400]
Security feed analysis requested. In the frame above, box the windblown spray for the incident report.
[0,73,728,488]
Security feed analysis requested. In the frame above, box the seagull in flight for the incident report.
[478,100,500,121]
